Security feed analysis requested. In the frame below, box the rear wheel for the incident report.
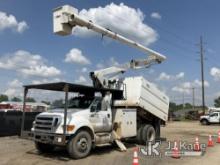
[136,126,144,144]
[35,142,55,153]
[67,130,92,159]
[142,125,156,144]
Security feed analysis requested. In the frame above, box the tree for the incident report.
[52,99,63,108]
[169,102,177,112]
[11,97,22,102]
[41,101,51,105]
[26,97,36,102]
[0,94,8,102]
[184,103,193,109]
[214,96,220,107]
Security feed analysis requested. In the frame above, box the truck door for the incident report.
[89,98,112,133]
[209,113,219,123]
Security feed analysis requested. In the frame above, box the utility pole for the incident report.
[199,36,206,114]
[182,92,185,111]
[192,87,195,110]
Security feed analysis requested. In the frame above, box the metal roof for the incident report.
[24,82,123,99]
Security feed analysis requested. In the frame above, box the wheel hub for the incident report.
[77,137,88,151]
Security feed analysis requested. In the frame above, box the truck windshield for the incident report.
[68,97,94,109]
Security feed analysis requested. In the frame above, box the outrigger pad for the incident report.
[115,139,127,152]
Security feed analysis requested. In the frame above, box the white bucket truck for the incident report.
[21,5,169,159]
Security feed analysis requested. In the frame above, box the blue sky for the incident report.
[0,0,220,106]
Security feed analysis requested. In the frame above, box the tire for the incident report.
[200,119,209,125]
[35,142,55,153]
[136,126,144,144]
[142,124,156,144]
[67,130,92,159]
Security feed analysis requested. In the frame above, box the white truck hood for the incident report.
[38,108,84,117]
[200,115,209,119]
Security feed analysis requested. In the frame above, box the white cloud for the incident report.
[75,75,87,84]
[151,12,162,20]
[158,72,171,81]
[65,48,91,65]
[20,66,61,77]
[172,79,209,94]
[8,79,23,88]
[157,72,185,81]
[210,67,220,81]
[96,63,104,69]
[0,11,28,33]
[176,72,185,79]
[32,78,63,85]
[193,79,209,87]
[0,50,61,77]
[4,79,23,98]
[4,88,19,98]
[73,3,158,46]
[109,57,119,66]
[81,67,88,73]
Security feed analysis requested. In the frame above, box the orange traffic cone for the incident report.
[207,135,214,147]
[171,141,181,159]
[194,137,201,151]
[217,131,220,143]
[132,147,139,165]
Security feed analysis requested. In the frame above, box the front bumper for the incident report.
[33,132,69,146]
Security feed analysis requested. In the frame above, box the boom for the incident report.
[53,5,166,62]
[53,5,167,88]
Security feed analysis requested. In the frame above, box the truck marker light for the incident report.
[66,125,75,132]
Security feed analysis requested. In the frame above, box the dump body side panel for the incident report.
[114,77,169,121]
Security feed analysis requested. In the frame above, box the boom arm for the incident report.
[53,5,166,62]
[90,57,159,88]
[53,5,167,88]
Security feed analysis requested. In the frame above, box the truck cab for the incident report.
[200,111,220,125]
[31,88,117,159]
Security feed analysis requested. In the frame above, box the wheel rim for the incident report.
[76,137,88,152]
[148,130,155,141]
[202,120,207,125]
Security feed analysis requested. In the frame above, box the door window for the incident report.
[91,99,102,112]
[210,113,218,117]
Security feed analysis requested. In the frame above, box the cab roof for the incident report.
[24,82,123,99]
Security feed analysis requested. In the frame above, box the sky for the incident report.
[0,0,220,106]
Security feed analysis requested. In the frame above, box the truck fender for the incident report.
[67,117,95,138]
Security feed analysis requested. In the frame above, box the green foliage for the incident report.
[0,94,8,102]
[26,97,36,102]
[52,99,63,108]
[41,101,51,105]
[214,96,220,107]
[169,102,193,111]
[11,97,22,102]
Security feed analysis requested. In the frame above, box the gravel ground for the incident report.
[0,121,220,165]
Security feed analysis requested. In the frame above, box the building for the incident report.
[0,101,49,112]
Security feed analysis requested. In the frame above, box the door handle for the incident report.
[107,114,110,118]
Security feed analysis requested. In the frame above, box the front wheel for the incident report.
[200,119,209,125]
[67,130,92,159]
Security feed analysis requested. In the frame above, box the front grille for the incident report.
[34,116,59,132]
